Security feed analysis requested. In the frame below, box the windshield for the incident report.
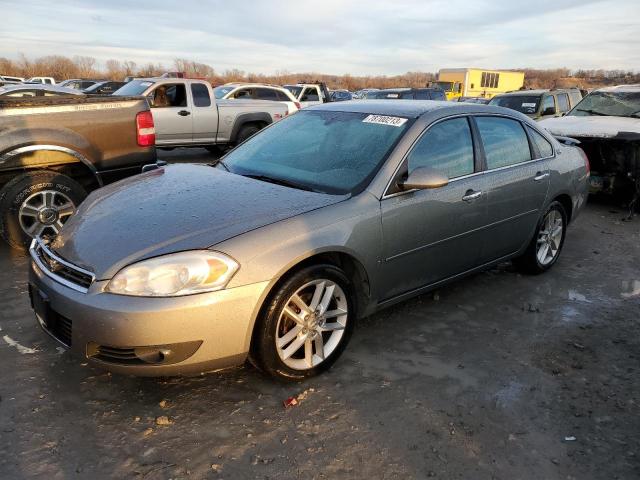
[569,91,640,118]
[113,80,155,96]
[489,95,541,114]
[220,110,412,195]
[433,81,454,91]
[214,85,235,99]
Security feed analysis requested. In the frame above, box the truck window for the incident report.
[300,87,319,102]
[556,93,570,113]
[255,88,279,100]
[151,84,187,108]
[414,90,430,100]
[191,83,211,107]
[233,89,252,99]
[541,95,555,113]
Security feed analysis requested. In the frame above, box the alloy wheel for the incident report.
[18,190,76,238]
[275,279,348,370]
[536,209,564,266]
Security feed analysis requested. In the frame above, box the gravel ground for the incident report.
[0,200,638,480]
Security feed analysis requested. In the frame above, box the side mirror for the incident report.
[542,106,556,116]
[400,167,449,191]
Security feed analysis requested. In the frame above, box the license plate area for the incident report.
[29,285,72,348]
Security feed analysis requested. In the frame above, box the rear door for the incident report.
[472,116,550,262]
[190,82,218,143]
[380,116,487,299]
[149,82,193,144]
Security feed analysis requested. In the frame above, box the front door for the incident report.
[149,82,193,145]
[380,117,488,300]
[472,116,551,262]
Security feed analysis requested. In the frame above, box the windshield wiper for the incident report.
[576,108,609,116]
[210,158,229,171]
[629,110,640,118]
[243,174,317,192]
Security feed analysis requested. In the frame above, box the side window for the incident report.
[476,117,531,169]
[432,91,446,101]
[151,83,187,108]
[527,127,554,158]
[276,91,291,101]
[233,88,252,99]
[191,83,211,107]
[414,90,429,100]
[7,91,36,97]
[400,91,415,99]
[541,95,555,112]
[301,87,319,102]
[255,88,279,100]
[406,118,475,179]
[556,93,570,112]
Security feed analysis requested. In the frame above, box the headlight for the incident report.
[106,251,239,297]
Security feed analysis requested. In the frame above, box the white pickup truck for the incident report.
[284,83,333,108]
[114,78,289,150]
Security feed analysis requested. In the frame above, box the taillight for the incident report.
[578,147,590,176]
[294,102,302,110]
[136,111,155,147]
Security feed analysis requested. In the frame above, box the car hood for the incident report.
[51,164,346,279]
[539,115,640,139]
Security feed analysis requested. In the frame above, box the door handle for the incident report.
[462,190,482,202]
[178,110,191,116]
[534,172,550,181]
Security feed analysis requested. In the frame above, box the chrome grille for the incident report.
[30,238,95,293]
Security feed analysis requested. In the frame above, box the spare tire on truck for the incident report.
[0,170,87,251]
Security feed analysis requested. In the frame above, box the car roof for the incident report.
[308,100,507,118]
[0,84,83,95]
[596,84,640,93]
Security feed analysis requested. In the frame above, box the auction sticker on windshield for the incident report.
[363,115,408,127]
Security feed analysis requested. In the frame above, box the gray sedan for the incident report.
[28,101,589,380]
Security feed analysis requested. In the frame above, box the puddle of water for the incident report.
[568,290,592,303]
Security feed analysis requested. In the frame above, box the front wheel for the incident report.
[514,201,567,274]
[0,170,87,250]
[250,264,355,381]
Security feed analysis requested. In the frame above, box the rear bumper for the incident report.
[29,259,269,376]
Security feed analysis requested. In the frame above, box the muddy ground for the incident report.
[0,195,638,480]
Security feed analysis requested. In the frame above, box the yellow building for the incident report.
[433,68,525,100]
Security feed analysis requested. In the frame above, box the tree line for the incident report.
[1,54,638,90]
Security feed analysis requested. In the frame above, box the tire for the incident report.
[236,123,262,144]
[514,201,567,274]
[250,264,355,381]
[0,170,87,251]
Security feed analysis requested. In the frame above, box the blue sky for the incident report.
[1,0,639,75]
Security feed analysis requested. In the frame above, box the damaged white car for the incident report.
[540,85,640,214]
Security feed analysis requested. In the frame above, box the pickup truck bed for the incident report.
[0,95,156,249]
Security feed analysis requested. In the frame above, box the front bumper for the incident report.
[29,259,269,376]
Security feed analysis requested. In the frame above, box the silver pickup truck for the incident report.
[114,78,289,151]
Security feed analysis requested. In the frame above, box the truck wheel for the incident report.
[0,170,87,251]
[236,124,262,144]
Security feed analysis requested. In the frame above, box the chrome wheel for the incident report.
[275,279,348,370]
[18,190,76,238]
[536,209,564,266]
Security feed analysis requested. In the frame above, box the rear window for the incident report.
[191,83,211,107]
[113,80,155,96]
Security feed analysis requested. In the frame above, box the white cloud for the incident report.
[1,0,638,74]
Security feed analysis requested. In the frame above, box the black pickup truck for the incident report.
[0,95,156,249]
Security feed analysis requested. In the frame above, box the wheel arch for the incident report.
[551,192,573,223]
[0,144,102,190]
[229,113,272,143]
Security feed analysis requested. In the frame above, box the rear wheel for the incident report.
[0,170,87,250]
[514,201,567,274]
[250,264,355,381]
[236,123,262,144]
